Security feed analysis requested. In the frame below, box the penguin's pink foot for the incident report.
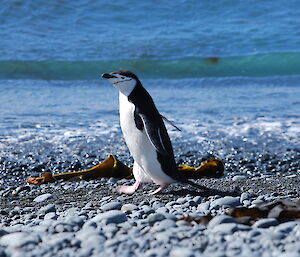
[117,181,141,194]
[149,184,168,195]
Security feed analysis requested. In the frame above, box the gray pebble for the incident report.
[156,207,169,214]
[65,207,78,217]
[38,204,56,215]
[141,205,155,215]
[187,200,197,207]
[154,231,172,242]
[210,223,238,235]
[243,200,251,207]
[101,196,112,202]
[170,248,194,257]
[212,196,241,208]
[251,199,265,205]
[44,232,76,248]
[197,202,210,213]
[152,201,164,209]
[44,212,58,220]
[0,229,8,237]
[232,175,247,181]
[152,219,176,232]
[121,204,138,213]
[11,185,30,196]
[236,224,252,231]
[101,201,122,211]
[104,235,127,248]
[248,229,261,237]
[148,213,165,225]
[0,232,40,248]
[75,227,99,241]
[271,231,286,240]
[208,215,236,228]
[0,249,5,257]
[145,248,169,257]
[107,178,118,184]
[65,216,85,227]
[278,253,300,257]
[240,192,254,203]
[253,218,279,228]
[33,193,53,203]
[274,221,299,234]
[176,197,187,204]
[91,210,127,225]
[176,220,190,227]
[257,195,265,201]
[163,213,176,221]
[284,244,300,253]
[82,220,97,229]
[102,224,119,238]
[193,196,202,204]
[54,222,75,233]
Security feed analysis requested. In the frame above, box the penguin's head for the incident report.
[102,70,139,96]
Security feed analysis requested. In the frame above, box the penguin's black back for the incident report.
[128,81,186,183]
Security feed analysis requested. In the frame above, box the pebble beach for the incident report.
[0,145,299,257]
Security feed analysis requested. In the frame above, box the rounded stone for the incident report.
[279,253,300,257]
[91,210,127,225]
[170,248,194,257]
[33,193,53,203]
[121,204,138,213]
[0,232,40,248]
[38,204,56,215]
[253,218,279,228]
[147,213,166,225]
[232,175,247,181]
[208,215,236,228]
[100,202,122,211]
[163,213,176,221]
[153,219,176,232]
[11,185,30,196]
[44,212,58,220]
[236,224,252,231]
[240,192,254,203]
[176,198,187,204]
[65,216,85,227]
[176,220,190,227]
[275,221,299,234]
[210,223,238,235]
[212,196,241,208]
[197,202,210,213]
[0,229,8,237]
[251,199,265,205]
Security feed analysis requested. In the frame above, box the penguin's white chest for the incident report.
[118,93,174,184]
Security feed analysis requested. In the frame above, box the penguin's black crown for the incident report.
[102,70,140,81]
[112,70,140,81]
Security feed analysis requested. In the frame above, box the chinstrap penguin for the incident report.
[102,70,200,194]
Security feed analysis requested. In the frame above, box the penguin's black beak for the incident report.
[102,73,117,79]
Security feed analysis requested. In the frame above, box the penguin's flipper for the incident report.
[139,114,171,156]
[161,115,181,131]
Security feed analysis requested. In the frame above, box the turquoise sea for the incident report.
[0,0,299,164]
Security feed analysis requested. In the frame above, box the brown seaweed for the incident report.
[27,155,224,185]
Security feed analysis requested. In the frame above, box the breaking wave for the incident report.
[0,52,300,80]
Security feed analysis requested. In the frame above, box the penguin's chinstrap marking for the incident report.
[102,70,195,194]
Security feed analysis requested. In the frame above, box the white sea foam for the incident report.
[0,114,299,160]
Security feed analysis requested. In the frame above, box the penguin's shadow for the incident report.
[164,185,241,197]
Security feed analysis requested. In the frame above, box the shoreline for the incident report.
[1,173,299,210]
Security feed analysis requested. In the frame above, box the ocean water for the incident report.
[0,0,299,169]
